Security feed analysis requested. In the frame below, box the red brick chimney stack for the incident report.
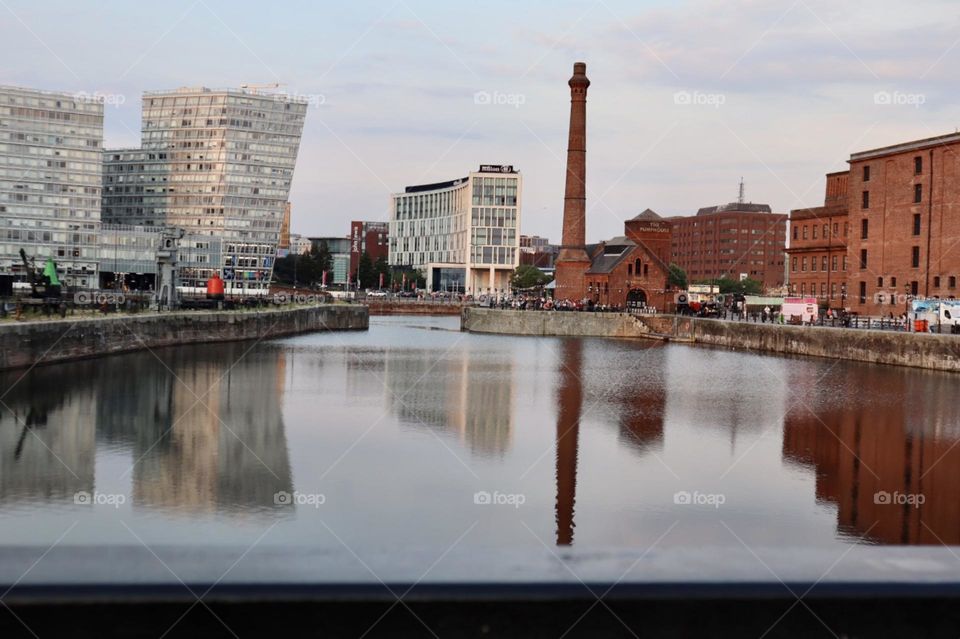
[555,61,591,300]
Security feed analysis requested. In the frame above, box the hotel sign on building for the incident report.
[389,165,522,294]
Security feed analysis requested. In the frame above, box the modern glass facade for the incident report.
[0,86,103,288]
[102,87,306,295]
[389,166,521,294]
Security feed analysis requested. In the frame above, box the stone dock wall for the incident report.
[366,301,462,316]
[461,307,960,372]
[0,304,368,371]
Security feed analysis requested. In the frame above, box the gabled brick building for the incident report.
[582,210,674,310]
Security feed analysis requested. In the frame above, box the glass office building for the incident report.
[0,86,103,288]
[389,165,521,295]
[102,87,306,295]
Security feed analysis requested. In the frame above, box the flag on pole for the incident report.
[379,273,384,289]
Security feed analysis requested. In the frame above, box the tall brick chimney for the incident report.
[555,62,591,301]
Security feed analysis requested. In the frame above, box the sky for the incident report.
[3,0,960,242]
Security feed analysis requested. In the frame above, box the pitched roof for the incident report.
[586,237,637,274]
[631,208,661,221]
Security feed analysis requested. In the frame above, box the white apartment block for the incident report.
[389,165,521,294]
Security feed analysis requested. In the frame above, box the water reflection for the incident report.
[3,316,960,551]
[384,347,514,457]
[0,345,293,514]
[0,366,97,502]
[783,366,960,545]
[555,339,582,546]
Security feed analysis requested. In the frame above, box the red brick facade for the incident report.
[786,171,850,305]
[582,210,674,310]
[846,134,960,315]
[668,204,787,291]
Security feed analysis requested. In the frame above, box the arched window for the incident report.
[634,258,641,273]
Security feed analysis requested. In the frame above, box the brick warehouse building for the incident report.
[793,132,960,316]
[785,171,850,304]
[846,133,960,316]
[667,202,787,291]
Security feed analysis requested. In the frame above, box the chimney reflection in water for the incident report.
[555,339,583,546]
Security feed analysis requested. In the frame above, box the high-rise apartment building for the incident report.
[389,165,521,294]
[102,87,307,295]
[0,86,103,288]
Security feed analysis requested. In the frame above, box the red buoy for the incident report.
[206,274,225,300]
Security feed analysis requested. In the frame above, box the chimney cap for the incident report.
[573,62,587,74]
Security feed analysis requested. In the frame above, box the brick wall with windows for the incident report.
[786,171,849,306]
[846,133,960,315]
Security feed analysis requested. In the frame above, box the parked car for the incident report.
[367,290,388,298]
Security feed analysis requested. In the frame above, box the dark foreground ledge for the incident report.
[3,545,960,637]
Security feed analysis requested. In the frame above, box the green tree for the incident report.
[510,264,553,290]
[357,252,375,289]
[668,263,687,290]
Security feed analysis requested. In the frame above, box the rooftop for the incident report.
[850,131,960,162]
[696,202,772,216]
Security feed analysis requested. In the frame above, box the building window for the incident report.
[862,190,870,209]
[951,276,957,289]
[792,257,797,272]
[861,218,868,239]
[832,255,838,271]
[801,257,807,272]
[627,264,632,276]
[915,156,923,175]
[793,225,798,240]
[891,276,897,287]
[934,276,941,288]
[913,213,921,236]
[860,249,868,269]
[821,283,826,297]
[833,222,838,236]
[863,165,870,182]
[859,281,867,304]
[823,224,828,238]
[800,283,806,295]
[822,256,827,271]
[911,281,919,296]
[811,257,817,272]
[803,226,808,240]
[831,283,837,299]
[878,276,884,287]
[914,184,922,204]
[912,246,920,268]
[812,225,818,239]
[843,255,848,271]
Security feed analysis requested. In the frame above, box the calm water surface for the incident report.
[2,315,959,555]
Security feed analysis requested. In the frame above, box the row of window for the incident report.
[858,247,922,270]
[792,221,848,241]
[791,254,846,273]
[861,183,923,210]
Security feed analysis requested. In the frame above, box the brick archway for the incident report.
[626,288,647,309]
